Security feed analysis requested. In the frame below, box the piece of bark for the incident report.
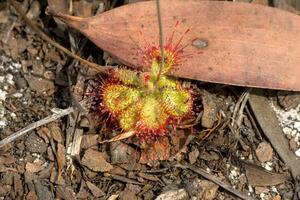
[81,149,113,172]
[56,143,66,184]
[86,181,105,198]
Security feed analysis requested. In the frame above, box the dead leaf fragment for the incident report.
[81,134,98,149]
[26,190,38,200]
[56,186,76,200]
[82,149,113,172]
[0,9,9,24]
[255,186,269,194]
[201,90,219,128]
[256,142,273,162]
[25,162,44,173]
[0,155,16,164]
[184,178,219,200]
[244,162,287,186]
[119,189,138,200]
[139,137,170,164]
[26,0,40,19]
[49,124,63,143]
[14,173,23,197]
[86,181,104,198]
[56,143,66,184]
[155,189,189,200]
[196,180,219,200]
[110,141,139,164]
[24,75,55,95]
[36,127,50,143]
[188,149,199,164]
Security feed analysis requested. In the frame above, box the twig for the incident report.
[108,174,145,185]
[0,107,74,148]
[154,0,165,85]
[7,0,107,73]
[236,89,251,127]
[175,163,256,200]
[231,89,251,127]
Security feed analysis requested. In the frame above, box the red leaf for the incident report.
[48,1,300,91]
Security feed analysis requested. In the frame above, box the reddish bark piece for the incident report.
[48,0,300,91]
[139,137,170,163]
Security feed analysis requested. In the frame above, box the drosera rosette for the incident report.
[90,33,194,143]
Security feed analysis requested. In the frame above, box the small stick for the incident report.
[7,0,107,73]
[0,107,74,148]
[175,163,256,200]
[154,0,165,85]
[109,174,145,185]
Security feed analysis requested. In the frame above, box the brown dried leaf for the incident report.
[36,127,50,143]
[244,162,287,186]
[49,1,300,91]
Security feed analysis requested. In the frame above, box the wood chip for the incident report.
[139,137,170,164]
[24,74,55,95]
[49,123,63,143]
[26,190,38,200]
[155,188,189,200]
[86,181,104,198]
[201,90,219,128]
[81,149,113,172]
[25,162,44,173]
[255,142,273,162]
[56,186,76,200]
[56,143,66,184]
[110,141,139,164]
[188,149,199,164]
[119,189,138,200]
[81,134,98,149]
[138,172,158,181]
